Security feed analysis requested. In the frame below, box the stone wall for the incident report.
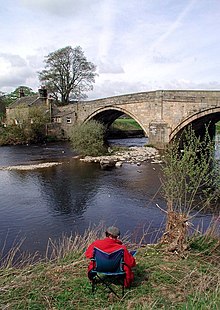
[64,90,220,148]
[7,90,220,149]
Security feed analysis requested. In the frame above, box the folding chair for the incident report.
[89,247,126,298]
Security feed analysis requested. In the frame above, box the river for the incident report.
[0,137,219,258]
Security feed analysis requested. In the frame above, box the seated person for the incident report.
[85,226,136,288]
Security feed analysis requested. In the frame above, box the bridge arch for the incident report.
[170,107,220,142]
[83,106,147,135]
[55,90,220,148]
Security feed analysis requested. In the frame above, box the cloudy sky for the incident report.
[0,0,220,99]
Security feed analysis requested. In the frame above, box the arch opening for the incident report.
[170,111,220,155]
[86,108,146,140]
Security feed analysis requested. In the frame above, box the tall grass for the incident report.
[0,223,219,309]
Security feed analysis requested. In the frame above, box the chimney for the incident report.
[38,86,47,99]
[19,88,25,98]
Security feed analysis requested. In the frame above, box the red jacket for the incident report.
[85,237,136,287]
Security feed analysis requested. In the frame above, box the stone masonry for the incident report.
[56,90,220,149]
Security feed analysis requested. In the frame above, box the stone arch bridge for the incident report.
[59,90,220,149]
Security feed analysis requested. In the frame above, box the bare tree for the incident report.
[38,46,97,105]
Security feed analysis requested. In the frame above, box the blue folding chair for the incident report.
[89,247,126,298]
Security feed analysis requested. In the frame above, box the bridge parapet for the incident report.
[56,90,220,149]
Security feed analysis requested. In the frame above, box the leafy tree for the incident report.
[0,91,6,120]
[4,86,37,106]
[38,46,97,105]
[26,106,50,142]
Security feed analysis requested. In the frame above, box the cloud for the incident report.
[150,0,197,51]
[1,0,220,99]
[0,53,35,90]
[98,59,124,74]
[162,79,220,91]
[152,52,180,64]
[89,80,148,99]
[0,53,26,67]
[90,78,220,100]
[20,0,101,17]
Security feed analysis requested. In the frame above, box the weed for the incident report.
[0,226,219,309]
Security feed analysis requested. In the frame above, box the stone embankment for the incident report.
[80,146,162,168]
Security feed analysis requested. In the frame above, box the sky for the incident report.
[0,0,220,99]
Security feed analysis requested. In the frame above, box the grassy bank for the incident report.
[110,118,142,131]
[0,226,220,309]
[216,121,220,133]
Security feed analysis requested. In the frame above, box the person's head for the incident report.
[105,226,120,239]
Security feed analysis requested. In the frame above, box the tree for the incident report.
[38,46,97,105]
[4,86,37,106]
[159,126,220,253]
[0,92,6,121]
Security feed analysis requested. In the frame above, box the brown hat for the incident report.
[106,226,120,237]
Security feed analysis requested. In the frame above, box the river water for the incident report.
[0,137,219,258]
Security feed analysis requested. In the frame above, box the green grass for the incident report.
[216,121,220,133]
[0,232,220,309]
[113,119,219,134]
[110,118,142,131]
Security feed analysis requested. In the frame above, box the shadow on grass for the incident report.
[132,264,151,288]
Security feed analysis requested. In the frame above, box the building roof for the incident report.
[8,95,46,108]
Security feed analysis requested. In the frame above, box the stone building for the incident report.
[6,87,53,126]
[5,87,77,139]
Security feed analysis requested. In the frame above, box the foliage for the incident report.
[38,46,97,105]
[162,126,219,214]
[216,121,220,133]
[0,106,50,145]
[160,126,220,252]
[0,91,6,120]
[0,125,28,145]
[0,225,219,309]
[4,86,37,106]
[70,120,107,156]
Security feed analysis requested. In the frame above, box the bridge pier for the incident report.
[49,90,220,150]
[148,121,170,149]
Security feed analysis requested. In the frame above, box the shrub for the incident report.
[0,125,28,145]
[0,106,49,145]
[70,120,107,156]
[160,126,220,253]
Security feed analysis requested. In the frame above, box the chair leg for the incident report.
[91,275,125,298]
[97,275,121,299]
[92,279,95,293]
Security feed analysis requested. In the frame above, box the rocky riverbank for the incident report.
[0,162,62,171]
[0,146,161,171]
[80,146,162,168]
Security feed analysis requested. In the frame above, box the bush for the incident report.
[0,125,28,145]
[70,120,107,156]
[0,106,49,145]
[0,123,47,146]
[160,126,220,253]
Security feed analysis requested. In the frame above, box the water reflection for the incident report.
[37,161,102,216]
[0,137,218,257]
[0,155,165,255]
